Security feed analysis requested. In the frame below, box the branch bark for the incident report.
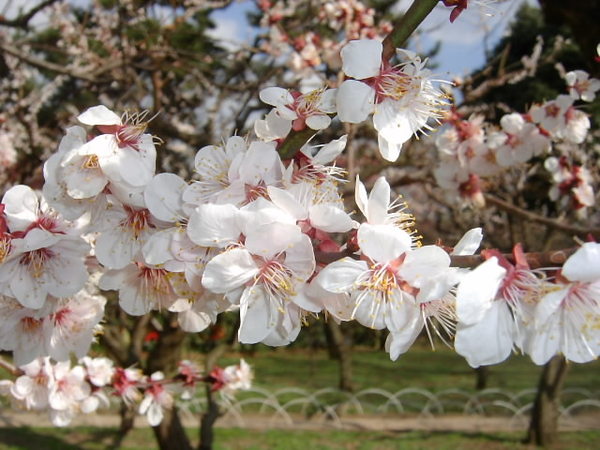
[0,0,57,29]
[526,355,569,446]
[484,194,600,238]
[382,0,439,61]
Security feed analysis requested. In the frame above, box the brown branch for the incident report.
[382,0,439,62]
[0,358,20,376]
[0,0,57,29]
[450,248,576,269]
[484,194,600,238]
[316,247,577,270]
[0,41,97,82]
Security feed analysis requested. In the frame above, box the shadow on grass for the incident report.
[0,427,119,450]
[388,429,525,444]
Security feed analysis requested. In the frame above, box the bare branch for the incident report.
[0,0,57,29]
[484,194,600,238]
[0,41,97,82]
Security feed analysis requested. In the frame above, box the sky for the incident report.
[207,0,534,77]
[2,0,534,77]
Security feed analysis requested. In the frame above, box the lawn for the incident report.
[213,341,599,394]
[0,427,599,450]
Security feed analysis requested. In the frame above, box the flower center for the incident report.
[82,154,100,170]
[20,316,43,333]
[122,207,152,239]
[253,257,295,306]
[370,68,412,103]
[20,247,55,278]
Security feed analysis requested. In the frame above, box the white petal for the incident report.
[315,258,366,293]
[144,173,187,222]
[367,176,390,224]
[187,203,240,248]
[336,80,375,123]
[456,257,506,325]
[267,186,306,221]
[358,224,411,262]
[455,301,515,368]
[305,114,331,130]
[259,87,294,106]
[562,243,600,283]
[202,248,258,293]
[2,185,39,231]
[77,105,121,126]
[238,286,275,344]
[341,39,382,79]
[354,175,368,219]
[385,318,423,361]
[244,222,302,258]
[377,135,402,162]
[318,89,337,113]
[309,204,355,233]
[312,135,347,165]
[452,228,483,255]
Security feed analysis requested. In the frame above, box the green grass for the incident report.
[214,342,599,394]
[0,427,598,450]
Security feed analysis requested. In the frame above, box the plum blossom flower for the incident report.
[529,95,590,144]
[257,87,337,137]
[210,359,253,399]
[113,367,143,406]
[487,113,550,167]
[99,261,185,315]
[76,105,157,191]
[0,228,90,310]
[139,372,174,427]
[315,177,454,333]
[93,196,165,270]
[565,70,600,102]
[9,357,55,411]
[337,39,449,161]
[200,204,316,344]
[454,245,541,367]
[545,157,595,210]
[48,361,91,426]
[80,356,114,387]
[185,139,283,207]
[0,290,104,366]
[526,242,600,365]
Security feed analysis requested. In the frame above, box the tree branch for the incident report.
[0,0,57,29]
[0,41,97,82]
[382,0,439,61]
[484,194,600,238]
[0,358,20,376]
[315,247,577,270]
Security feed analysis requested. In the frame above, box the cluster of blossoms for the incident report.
[0,32,599,431]
[0,356,251,427]
[434,69,598,211]
[257,0,392,74]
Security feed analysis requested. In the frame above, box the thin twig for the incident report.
[484,194,600,238]
[0,0,57,29]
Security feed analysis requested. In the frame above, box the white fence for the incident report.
[178,387,600,428]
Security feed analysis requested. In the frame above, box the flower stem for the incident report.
[382,0,439,62]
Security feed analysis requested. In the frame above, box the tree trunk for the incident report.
[325,320,355,392]
[199,386,220,450]
[152,407,193,450]
[147,320,192,450]
[198,319,234,450]
[475,366,489,390]
[110,402,136,448]
[526,355,568,446]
